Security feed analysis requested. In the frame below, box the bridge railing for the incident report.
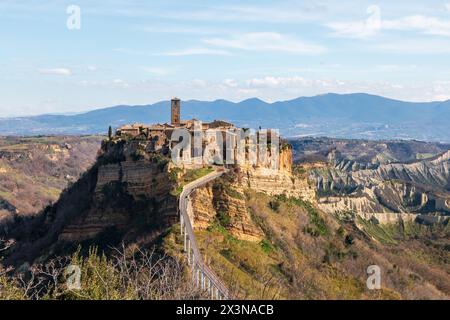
[179,172,230,299]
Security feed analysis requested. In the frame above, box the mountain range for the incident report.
[1,93,449,142]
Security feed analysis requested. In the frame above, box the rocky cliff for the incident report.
[189,175,263,242]
[310,148,450,223]
[1,138,179,265]
[187,155,318,242]
[59,159,177,242]
[0,135,305,265]
[241,167,315,200]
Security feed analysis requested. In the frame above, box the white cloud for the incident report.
[245,76,354,91]
[114,46,230,57]
[433,93,450,100]
[204,32,326,54]
[383,15,450,37]
[113,48,149,55]
[79,79,132,88]
[375,64,417,72]
[327,21,377,38]
[163,47,231,56]
[38,68,72,76]
[446,3,450,12]
[327,5,381,39]
[140,25,223,35]
[189,79,208,88]
[222,78,238,88]
[112,79,130,88]
[371,39,450,54]
[247,76,308,88]
[431,80,450,101]
[328,12,450,38]
[141,67,171,76]
[160,4,327,23]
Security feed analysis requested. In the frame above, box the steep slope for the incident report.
[308,146,450,221]
[290,137,450,164]
[0,136,102,224]
[1,138,180,266]
[164,171,450,299]
[1,136,449,300]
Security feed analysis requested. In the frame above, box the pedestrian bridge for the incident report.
[179,170,230,300]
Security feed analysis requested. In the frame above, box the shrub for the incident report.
[337,227,345,238]
[0,274,24,300]
[260,239,274,254]
[344,234,354,246]
[0,245,202,300]
[268,200,280,212]
[217,211,231,228]
[301,201,328,236]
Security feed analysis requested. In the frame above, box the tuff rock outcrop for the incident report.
[310,149,450,224]
[189,180,263,242]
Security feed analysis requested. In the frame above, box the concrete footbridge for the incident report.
[179,169,230,300]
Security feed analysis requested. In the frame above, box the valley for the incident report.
[0,134,448,300]
[0,136,102,227]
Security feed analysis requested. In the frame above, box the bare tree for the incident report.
[110,244,205,300]
[2,243,208,300]
[29,256,70,298]
[0,238,14,252]
[16,267,46,299]
[258,271,282,300]
[0,238,15,277]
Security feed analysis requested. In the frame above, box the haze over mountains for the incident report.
[1,93,449,142]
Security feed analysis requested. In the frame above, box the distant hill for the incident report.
[1,93,449,142]
[0,136,102,222]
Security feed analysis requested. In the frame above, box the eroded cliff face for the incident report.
[279,144,293,173]
[59,159,177,242]
[189,175,263,242]
[310,149,450,223]
[236,144,314,202]
[182,142,313,243]
[187,153,319,242]
[3,139,179,265]
[352,150,450,190]
[58,139,179,242]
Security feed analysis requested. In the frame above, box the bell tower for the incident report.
[171,97,181,126]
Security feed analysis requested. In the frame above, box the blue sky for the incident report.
[1,0,450,116]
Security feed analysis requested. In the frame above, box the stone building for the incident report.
[115,98,291,171]
[171,97,181,126]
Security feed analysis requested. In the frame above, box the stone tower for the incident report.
[171,97,181,126]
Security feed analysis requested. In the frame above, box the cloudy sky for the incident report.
[1,0,450,116]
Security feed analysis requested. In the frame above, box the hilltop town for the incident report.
[113,98,292,172]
